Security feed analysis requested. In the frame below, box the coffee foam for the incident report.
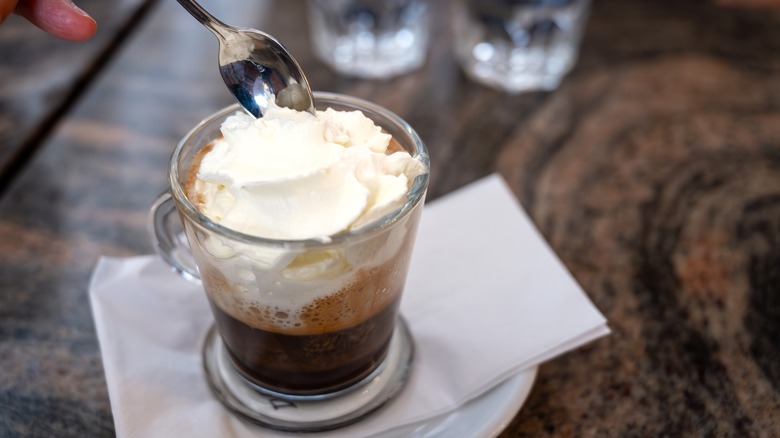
[193,226,417,335]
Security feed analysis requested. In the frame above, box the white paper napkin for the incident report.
[89,174,610,437]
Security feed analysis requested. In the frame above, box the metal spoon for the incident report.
[176,0,315,117]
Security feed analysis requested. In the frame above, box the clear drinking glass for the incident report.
[307,0,431,79]
[453,0,590,93]
[149,92,429,431]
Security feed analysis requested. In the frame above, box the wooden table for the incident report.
[2,0,779,435]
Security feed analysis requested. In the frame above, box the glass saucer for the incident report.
[201,317,414,433]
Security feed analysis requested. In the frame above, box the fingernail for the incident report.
[69,1,92,18]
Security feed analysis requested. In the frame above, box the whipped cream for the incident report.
[190,104,426,241]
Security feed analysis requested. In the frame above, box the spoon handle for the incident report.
[175,0,229,37]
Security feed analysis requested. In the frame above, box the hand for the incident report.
[0,0,96,41]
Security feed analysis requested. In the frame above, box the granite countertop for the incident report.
[0,0,778,436]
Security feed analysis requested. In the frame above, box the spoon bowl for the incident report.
[176,0,315,117]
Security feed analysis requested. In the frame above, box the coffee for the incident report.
[210,293,400,393]
[195,233,414,394]
[152,94,429,429]
[182,103,425,395]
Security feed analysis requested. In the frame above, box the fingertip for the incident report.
[16,0,97,41]
[66,2,96,41]
[62,12,96,41]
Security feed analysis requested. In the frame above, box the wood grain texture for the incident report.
[496,1,780,436]
[1,0,779,436]
[0,0,155,189]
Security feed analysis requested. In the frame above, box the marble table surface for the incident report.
[1,0,779,436]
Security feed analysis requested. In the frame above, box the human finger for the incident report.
[14,0,96,41]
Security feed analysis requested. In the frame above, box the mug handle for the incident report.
[149,192,201,282]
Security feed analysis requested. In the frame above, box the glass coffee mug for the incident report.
[149,92,429,432]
